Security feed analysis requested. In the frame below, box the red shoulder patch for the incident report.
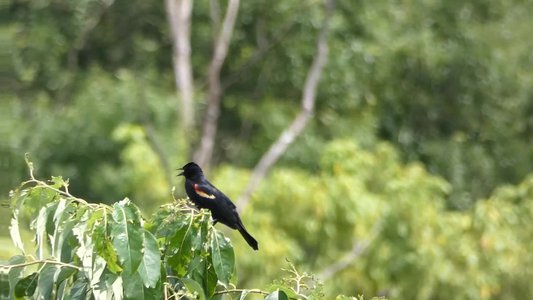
[194,183,216,199]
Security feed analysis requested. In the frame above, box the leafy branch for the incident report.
[5,160,330,299]
[20,153,101,209]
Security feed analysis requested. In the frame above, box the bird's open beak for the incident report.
[177,167,184,176]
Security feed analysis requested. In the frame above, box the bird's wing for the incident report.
[204,180,237,209]
[192,182,219,200]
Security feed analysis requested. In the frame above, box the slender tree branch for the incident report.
[194,0,241,169]
[213,289,270,296]
[25,177,88,207]
[22,156,109,210]
[165,0,195,134]
[237,0,334,210]
[318,221,382,281]
[317,240,369,281]
[1,259,81,271]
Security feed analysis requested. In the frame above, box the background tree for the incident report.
[2,0,533,298]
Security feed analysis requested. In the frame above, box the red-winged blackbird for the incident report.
[178,162,258,250]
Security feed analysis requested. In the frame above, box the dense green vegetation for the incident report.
[2,0,532,298]
[3,164,332,299]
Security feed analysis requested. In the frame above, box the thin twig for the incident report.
[318,221,382,281]
[1,259,81,271]
[28,179,88,205]
[22,159,110,210]
[214,288,270,296]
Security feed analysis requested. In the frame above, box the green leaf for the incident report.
[91,256,108,290]
[138,229,161,288]
[181,277,207,300]
[239,290,251,300]
[167,217,196,276]
[123,272,162,300]
[27,186,59,217]
[210,230,235,285]
[51,200,78,261]
[52,198,69,224]
[73,217,96,275]
[9,188,29,254]
[7,255,26,298]
[36,264,57,299]
[91,265,121,299]
[56,280,68,300]
[265,290,289,300]
[34,206,49,258]
[34,202,59,259]
[186,255,218,299]
[186,256,205,281]
[93,220,123,273]
[72,209,91,243]
[9,216,24,254]
[268,284,299,299]
[204,257,219,298]
[70,274,89,299]
[14,272,38,297]
[55,217,78,263]
[51,176,69,189]
[54,267,77,285]
[146,206,179,238]
[111,275,124,299]
[111,199,144,275]
[194,212,210,250]
[85,208,105,233]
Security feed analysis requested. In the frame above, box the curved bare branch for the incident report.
[237,0,335,210]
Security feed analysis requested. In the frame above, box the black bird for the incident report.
[178,162,258,250]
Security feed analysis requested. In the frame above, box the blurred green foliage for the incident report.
[2,0,533,298]
[215,140,532,298]
[4,0,532,206]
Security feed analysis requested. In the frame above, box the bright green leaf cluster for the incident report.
[3,165,367,299]
[2,170,236,299]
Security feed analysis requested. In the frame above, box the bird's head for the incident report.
[178,162,204,179]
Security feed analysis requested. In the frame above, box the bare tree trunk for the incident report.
[166,0,194,134]
[237,0,334,210]
[194,0,241,169]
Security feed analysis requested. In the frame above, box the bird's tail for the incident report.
[237,223,258,250]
